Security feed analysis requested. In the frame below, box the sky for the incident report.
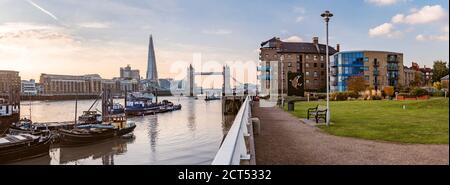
[0,0,448,87]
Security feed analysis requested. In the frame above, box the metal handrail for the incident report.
[212,96,252,165]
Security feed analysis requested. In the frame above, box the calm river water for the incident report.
[12,97,232,165]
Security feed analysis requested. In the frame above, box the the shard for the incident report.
[146,35,158,83]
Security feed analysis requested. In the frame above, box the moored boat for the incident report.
[0,133,52,164]
[59,115,136,147]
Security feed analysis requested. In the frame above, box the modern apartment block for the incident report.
[259,37,338,93]
[331,51,404,92]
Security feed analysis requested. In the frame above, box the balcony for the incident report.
[257,66,271,72]
[373,62,379,68]
[387,55,398,63]
[373,70,379,76]
[387,66,399,71]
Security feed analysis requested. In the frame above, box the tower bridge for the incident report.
[186,64,231,97]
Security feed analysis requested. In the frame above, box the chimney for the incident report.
[336,44,340,52]
[313,37,319,45]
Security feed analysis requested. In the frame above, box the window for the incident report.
[321,63,324,68]
[306,55,309,59]
[306,71,310,76]
[321,55,324,61]
[306,80,310,83]
[288,54,291,59]
[306,63,309,68]
[274,54,278,58]
[314,55,318,61]
[314,72,318,77]
[364,75,369,81]
[265,54,269,58]
[288,62,292,67]
[314,63,317,67]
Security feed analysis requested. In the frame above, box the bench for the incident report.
[307,105,327,123]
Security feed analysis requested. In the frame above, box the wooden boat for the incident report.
[0,133,52,164]
[9,118,51,136]
[59,114,136,147]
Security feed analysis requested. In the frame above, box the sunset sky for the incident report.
[0,0,448,86]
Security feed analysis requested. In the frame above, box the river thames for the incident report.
[12,97,232,165]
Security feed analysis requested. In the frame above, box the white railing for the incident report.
[212,96,253,165]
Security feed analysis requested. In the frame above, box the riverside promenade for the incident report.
[252,102,449,165]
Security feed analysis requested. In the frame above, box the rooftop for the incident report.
[261,37,337,55]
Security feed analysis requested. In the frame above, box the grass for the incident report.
[286,98,449,144]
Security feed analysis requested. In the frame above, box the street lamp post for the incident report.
[321,10,333,127]
[280,55,284,107]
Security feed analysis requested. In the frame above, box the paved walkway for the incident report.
[252,102,449,165]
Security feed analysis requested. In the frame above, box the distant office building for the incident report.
[259,37,338,93]
[21,79,38,96]
[158,78,173,90]
[120,64,140,80]
[39,74,102,95]
[331,51,404,92]
[0,70,21,102]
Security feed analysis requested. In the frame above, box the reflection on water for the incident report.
[13,97,233,165]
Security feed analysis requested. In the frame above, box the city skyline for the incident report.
[0,0,448,84]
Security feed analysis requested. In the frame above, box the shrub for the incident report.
[383,86,395,97]
[371,95,383,100]
[316,94,327,100]
[397,93,410,97]
[410,88,429,96]
[432,91,445,97]
[348,91,360,99]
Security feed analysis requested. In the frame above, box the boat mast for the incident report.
[74,93,78,125]
[29,95,31,120]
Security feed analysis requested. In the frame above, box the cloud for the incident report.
[365,0,404,6]
[416,34,448,42]
[282,36,303,42]
[416,25,449,42]
[0,22,73,42]
[391,14,405,24]
[26,0,58,21]
[293,6,306,14]
[77,22,111,29]
[295,16,304,23]
[202,29,232,35]
[368,23,401,38]
[391,5,446,24]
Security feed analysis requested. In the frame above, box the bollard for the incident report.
[251,118,260,136]
[288,101,295,111]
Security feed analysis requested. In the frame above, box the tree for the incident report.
[347,76,366,92]
[410,71,422,87]
[433,82,442,90]
[432,60,449,83]
[384,86,394,98]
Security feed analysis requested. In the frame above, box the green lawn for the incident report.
[286,98,449,144]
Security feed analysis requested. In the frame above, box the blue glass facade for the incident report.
[333,52,365,91]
